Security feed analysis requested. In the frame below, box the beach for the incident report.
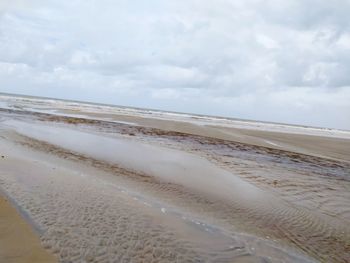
[0,94,349,262]
[0,195,56,263]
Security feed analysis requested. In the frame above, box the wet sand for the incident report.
[50,108,350,163]
[0,95,350,262]
[0,195,56,263]
[1,136,288,263]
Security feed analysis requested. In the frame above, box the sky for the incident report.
[0,0,350,130]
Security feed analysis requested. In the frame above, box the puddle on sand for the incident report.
[4,120,269,205]
[0,120,318,262]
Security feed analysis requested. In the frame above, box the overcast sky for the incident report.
[0,0,349,129]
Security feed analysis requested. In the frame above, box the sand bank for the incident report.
[1,137,306,263]
[0,95,349,262]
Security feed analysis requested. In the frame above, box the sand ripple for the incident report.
[1,112,349,262]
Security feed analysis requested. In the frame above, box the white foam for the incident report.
[264,140,280,147]
[1,94,349,139]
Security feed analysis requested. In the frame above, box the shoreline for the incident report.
[0,94,349,262]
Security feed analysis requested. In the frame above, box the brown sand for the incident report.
[0,106,349,262]
[0,195,56,263]
[0,138,281,263]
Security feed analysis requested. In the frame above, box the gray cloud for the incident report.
[0,0,349,129]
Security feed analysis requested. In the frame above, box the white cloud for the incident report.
[0,0,349,129]
[0,0,36,12]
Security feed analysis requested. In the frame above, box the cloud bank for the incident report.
[0,0,349,129]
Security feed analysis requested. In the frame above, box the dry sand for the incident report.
[0,195,56,263]
[0,96,349,262]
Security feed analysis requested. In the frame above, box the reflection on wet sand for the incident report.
[0,104,349,262]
